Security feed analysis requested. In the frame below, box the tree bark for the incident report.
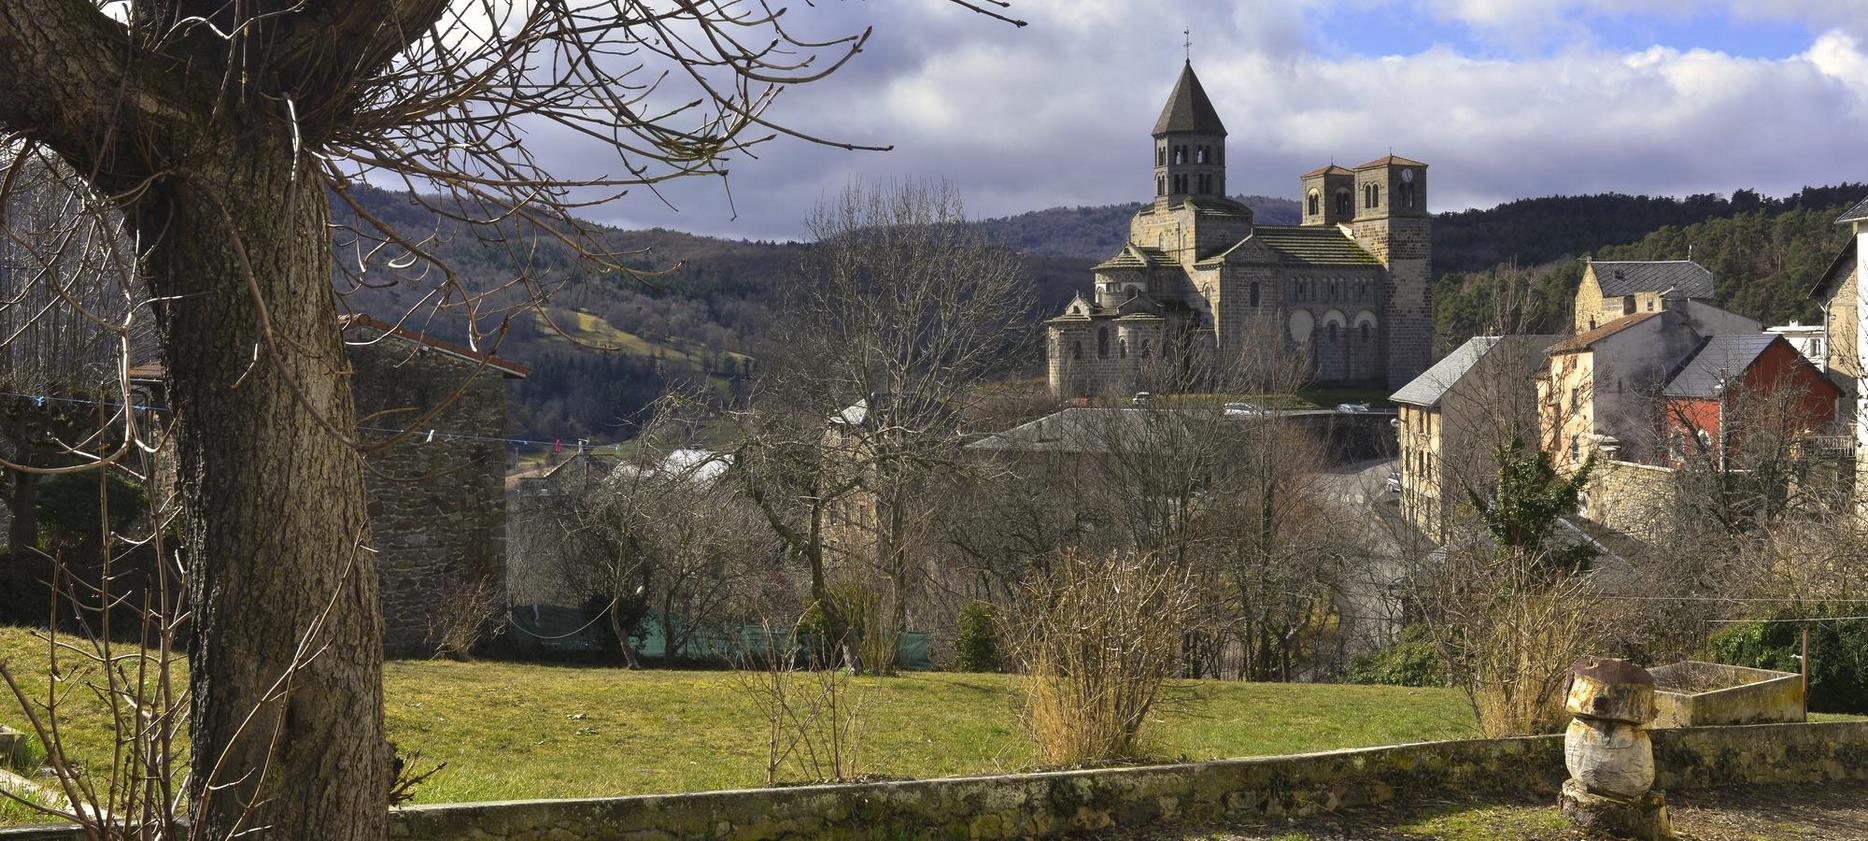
[138,142,390,840]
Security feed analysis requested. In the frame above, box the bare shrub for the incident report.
[426,575,509,661]
[1002,550,1197,765]
[734,618,870,785]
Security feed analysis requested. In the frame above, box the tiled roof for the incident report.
[1388,334,1562,408]
[1301,164,1355,179]
[1662,335,1780,398]
[1247,225,1381,266]
[1837,195,1868,225]
[1588,260,1714,299]
[1152,62,1227,136]
[1353,154,1428,170]
[1546,311,1666,354]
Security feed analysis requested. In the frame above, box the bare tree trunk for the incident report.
[139,146,390,840]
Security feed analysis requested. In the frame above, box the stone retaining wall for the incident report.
[5,721,1864,841]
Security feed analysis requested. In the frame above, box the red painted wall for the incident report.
[1662,338,1840,466]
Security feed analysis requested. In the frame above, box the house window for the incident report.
[1570,435,1582,461]
[1097,327,1110,359]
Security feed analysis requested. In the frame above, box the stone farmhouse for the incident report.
[1047,62,1431,398]
[132,315,527,655]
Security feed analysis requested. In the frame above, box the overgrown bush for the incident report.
[1709,605,1868,714]
[1347,625,1443,687]
[1002,550,1196,765]
[953,600,1001,673]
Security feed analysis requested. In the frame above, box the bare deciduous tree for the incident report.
[0,2,1020,833]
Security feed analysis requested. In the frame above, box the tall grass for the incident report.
[1002,551,1197,765]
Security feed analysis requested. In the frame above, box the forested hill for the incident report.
[1432,186,1867,356]
[333,182,1868,442]
[1434,185,1868,274]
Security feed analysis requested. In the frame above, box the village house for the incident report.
[1811,194,1868,510]
[1390,334,1560,539]
[1656,334,1840,470]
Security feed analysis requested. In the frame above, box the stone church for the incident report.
[1047,62,1432,397]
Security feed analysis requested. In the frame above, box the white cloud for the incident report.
[501,4,1868,239]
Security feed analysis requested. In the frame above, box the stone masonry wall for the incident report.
[348,334,512,655]
[11,722,1862,841]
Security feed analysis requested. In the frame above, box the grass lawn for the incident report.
[0,625,1478,819]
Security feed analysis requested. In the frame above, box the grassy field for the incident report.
[0,626,1478,819]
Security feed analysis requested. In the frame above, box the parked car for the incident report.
[1131,392,1154,407]
[1384,472,1402,495]
[1336,402,1371,413]
[1223,402,1269,417]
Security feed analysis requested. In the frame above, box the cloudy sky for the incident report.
[529,0,1868,240]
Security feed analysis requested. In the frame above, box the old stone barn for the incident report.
[129,315,526,655]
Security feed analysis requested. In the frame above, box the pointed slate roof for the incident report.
[1152,62,1227,136]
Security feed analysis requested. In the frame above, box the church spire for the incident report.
[1152,61,1227,137]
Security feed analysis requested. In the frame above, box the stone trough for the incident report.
[1649,661,1803,729]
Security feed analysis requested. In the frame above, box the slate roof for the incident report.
[1588,260,1714,299]
[1152,62,1227,136]
[1301,164,1355,179]
[1246,225,1380,266]
[1093,244,1172,271]
[1837,195,1868,225]
[1662,335,1780,398]
[1353,154,1428,170]
[1388,334,1561,409]
[1546,311,1667,354]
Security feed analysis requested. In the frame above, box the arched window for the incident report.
[1400,181,1416,208]
[1360,322,1370,342]
[1173,146,1185,165]
[1157,175,1166,197]
[1328,322,1339,342]
[1335,189,1352,218]
[1157,147,1166,167]
[1119,338,1128,359]
[1307,191,1320,216]
[1139,339,1151,359]
[1097,327,1110,359]
[1196,146,1208,164]
[1249,282,1260,307]
[1071,341,1082,360]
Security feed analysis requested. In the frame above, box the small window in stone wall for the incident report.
[1196,146,1208,163]
[1307,191,1320,216]
[1119,338,1128,359]
[1328,322,1338,342]
[1098,327,1110,359]
[1335,189,1352,218]
[1360,322,1371,342]
[1071,341,1082,360]
[1249,282,1259,307]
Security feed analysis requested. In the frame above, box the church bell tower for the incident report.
[1152,61,1227,203]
